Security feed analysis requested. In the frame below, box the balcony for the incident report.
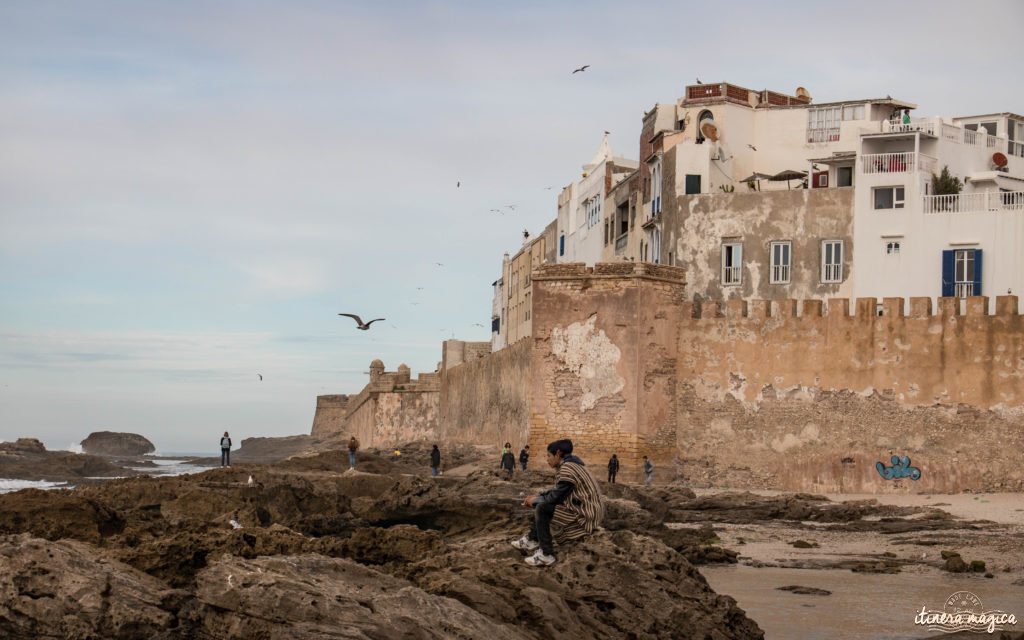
[881,117,935,135]
[860,152,937,175]
[614,234,628,253]
[940,123,1007,150]
[807,127,840,143]
[923,190,1024,214]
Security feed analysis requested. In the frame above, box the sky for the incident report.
[1,1,1022,454]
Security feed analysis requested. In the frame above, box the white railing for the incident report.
[723,265,741,285]
[771,264,790,283]
[923,190,1024,214]
[883,118,935,135]
[861,152,915,174]
[940,124,1009,149]
[807,127,840,143]
[822,263,842,283]
[954,282,975,298]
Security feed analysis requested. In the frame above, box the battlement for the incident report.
[533,261,686,285]
[683,296,1021,320]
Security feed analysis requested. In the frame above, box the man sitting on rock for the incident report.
[511,439,604,566]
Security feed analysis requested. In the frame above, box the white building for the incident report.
[556,134,637,265]
[849,112,1024,310]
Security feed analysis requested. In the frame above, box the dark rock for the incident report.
[81,431,155,457]
[943,556,968,573]
[791,540,818,548]
[776,585,832,596]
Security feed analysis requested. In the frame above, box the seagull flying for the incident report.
[257,373,262,381]
[435,262,444,266]
[747,144,757,151]
[338,313,385,330]
[572,65,589,74]
[456,181,460,188]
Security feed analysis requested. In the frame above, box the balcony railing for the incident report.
[860,152,935,175]
[882,118,935,135]
[614,234,628,252]
[807,127,840,143]
[722,265,741,285]
[940,123,1008,149]
[954,282,975,298]
[923,190,1024,214]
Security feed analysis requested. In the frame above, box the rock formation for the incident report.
[0,438,136,482]
[80,431,156,457]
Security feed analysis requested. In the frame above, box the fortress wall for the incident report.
[677,296,1024,492]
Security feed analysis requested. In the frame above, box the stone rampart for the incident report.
[440,338,531,448]
[310,395,350,438]
[677,295,1024,492]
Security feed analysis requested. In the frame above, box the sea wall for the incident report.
[439,338,531,449]
[677,296,1024,492]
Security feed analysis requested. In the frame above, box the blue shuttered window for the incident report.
[941,249,982,298]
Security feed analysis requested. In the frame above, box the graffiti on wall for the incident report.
[876,455,922,481]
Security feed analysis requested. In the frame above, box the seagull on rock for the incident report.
[338,313,385,330]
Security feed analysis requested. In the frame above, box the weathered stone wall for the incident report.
[345,391,440,447]
[530,262,688,482]
[440,338,531,449]
[677,296,1024,492]
[310,395,350,438]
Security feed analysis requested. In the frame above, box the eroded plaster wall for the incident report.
[661,182,854,302]
[530,262,687,481]
[677,296,1024,492]
[345,391,441,447]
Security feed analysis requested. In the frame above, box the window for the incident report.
[770,241,791,284]
[841,104,865,120]
[942,249,982,298]
[685,174,701,195]
[650,160,662,216]
[722,241,742,285]
[837,166,853,187]
[821,240,843,283]
[559,235,564,256]
[885,241,901,255]
[873,186,905,210]
[807,107,840,142]
[585,196,601,229]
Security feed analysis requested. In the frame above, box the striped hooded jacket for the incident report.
[539,454,605,543]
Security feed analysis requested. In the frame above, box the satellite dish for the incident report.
[795,86,811,100]
[992,152,1008,167]
[700,118,721,142]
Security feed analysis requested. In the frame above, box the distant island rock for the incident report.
[80,431,155,457]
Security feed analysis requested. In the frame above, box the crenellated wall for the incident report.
[677,295,1024,492]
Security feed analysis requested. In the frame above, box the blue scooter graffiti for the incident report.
[876,455,921,481]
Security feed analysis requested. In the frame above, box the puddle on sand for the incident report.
[702,565,1022,640]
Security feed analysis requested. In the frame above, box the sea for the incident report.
[0,452,212,494]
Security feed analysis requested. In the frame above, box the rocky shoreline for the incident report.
[1,441,1022,639]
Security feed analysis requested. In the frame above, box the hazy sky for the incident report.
[2,1,1022,453]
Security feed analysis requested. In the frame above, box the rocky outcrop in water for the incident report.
[80,431,155,457]
[0,438,135,482]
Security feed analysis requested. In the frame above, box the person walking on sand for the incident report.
[430,444,441,477]
[511,439,604,566]
[642,456,654,485]
[347,435,359,469]
[500,442,516,479]
[607,454,619,483]
[519,445,530,471]
[220,431,232,467]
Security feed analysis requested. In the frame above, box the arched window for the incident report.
[651,228,661,264]
[696,110,714,143]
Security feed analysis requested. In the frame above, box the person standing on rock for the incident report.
[607,454,619,483]
[512,439,604,566]
[519,445,530,471]
[500,443,516,479]
[220,431,232,467]
[642,456,654,485]
[430,444,441,477]
[347,436,359,469]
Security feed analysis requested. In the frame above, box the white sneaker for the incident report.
[524,550,556,566]
[510,535,539,551]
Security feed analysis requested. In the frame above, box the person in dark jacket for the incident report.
[220,431,231,467]
[607,454,619,483]
[519,445,530,471]
[430,444,441,477]
[511,439,604,566]
[500,442,516,479]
